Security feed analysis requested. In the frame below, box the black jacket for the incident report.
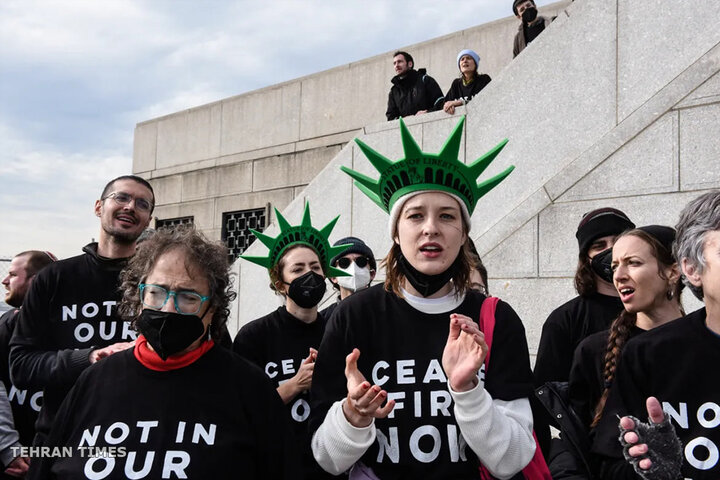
[444,74,492,105]
[386,68,444,121]
[535,382,595,480]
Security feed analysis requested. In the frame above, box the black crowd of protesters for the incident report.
[1,172,718,480]
[1,3,716,479]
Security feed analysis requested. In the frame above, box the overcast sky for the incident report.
[0,0,553,259]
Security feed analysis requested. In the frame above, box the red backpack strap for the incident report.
[478,296,553,480]
[479,296,499,369]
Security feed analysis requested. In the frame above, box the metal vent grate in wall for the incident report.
[222,207,267,264]
[156,216,194,230]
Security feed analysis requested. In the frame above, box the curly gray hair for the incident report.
[118,225,236,340]
[673,190,720,300]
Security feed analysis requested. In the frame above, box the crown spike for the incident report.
[476,165,515,198]
[319,215,340,238]
[354,182,386,211]
[328,243,353,260]
[301,202,312,228]
[438,116,465,162]
[240,255,273,270]
[274,207,292,232]
[355,139,394,173]
[250,229,275,249]
[328,266,351,278]
[467,138,509,179]
[399,118,423,159]
[339,166,380,194]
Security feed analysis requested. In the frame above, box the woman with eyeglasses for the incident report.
[29,226,298,479]
[233,203,350,480]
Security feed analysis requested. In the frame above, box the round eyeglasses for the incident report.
[139,283,210,315]
[336,256,369,269]
[103,192,154,212]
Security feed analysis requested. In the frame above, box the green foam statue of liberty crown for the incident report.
[241,202,351,277]
[341,116,514,216]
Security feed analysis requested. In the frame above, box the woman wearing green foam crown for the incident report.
[309,117,538,479]
[234,203,352,480]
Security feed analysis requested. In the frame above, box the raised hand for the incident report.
[294,348,317,392]
[342,348,395,428]
[277,347,317,404]
[442,313,488,392]
[619,396,682,480]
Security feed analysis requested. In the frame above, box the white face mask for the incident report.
[336,263,372,292]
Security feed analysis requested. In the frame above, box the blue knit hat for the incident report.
[457,49,480,70]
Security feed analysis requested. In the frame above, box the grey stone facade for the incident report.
[133,0,719,359]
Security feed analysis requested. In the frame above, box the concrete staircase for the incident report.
[230,0,720,356]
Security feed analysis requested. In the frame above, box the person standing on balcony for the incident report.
[443,49,492,115]
[513,0,554,58]
[386,51,445,121]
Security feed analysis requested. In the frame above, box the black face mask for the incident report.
[522,6,538,23]
[397,251,461,298]
[136,309,208,360]
[591,248,614,284]
[285,271,326,308]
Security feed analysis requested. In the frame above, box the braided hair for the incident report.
[591,228,684,427]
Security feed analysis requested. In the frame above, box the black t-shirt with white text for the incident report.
[310,285,533,479]
[593,308,720,480]
[0,309,42,446]
[233,306,331,479]
[29,345,299,480]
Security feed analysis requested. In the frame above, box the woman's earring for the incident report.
[666,285,675,301]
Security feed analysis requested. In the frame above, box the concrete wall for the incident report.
[229,0,720,360]
[132,2,569,239]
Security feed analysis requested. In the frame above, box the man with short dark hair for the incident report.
[0,251,55,478]
[9,175,154,447]
[513,0,554,58]
[386,51,444,121]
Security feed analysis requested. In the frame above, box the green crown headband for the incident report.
[241,203,351,277]
[340,116,514,216]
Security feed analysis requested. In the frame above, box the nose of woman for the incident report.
[421,216,440,237]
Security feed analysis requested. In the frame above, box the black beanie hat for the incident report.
[636,225,676,254]
[331,237,376,271]
[576,207,635,253]
[513,0,534,15]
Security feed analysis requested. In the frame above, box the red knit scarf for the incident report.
[134,334,214,371]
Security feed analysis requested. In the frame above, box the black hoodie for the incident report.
[9,243,135,445]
